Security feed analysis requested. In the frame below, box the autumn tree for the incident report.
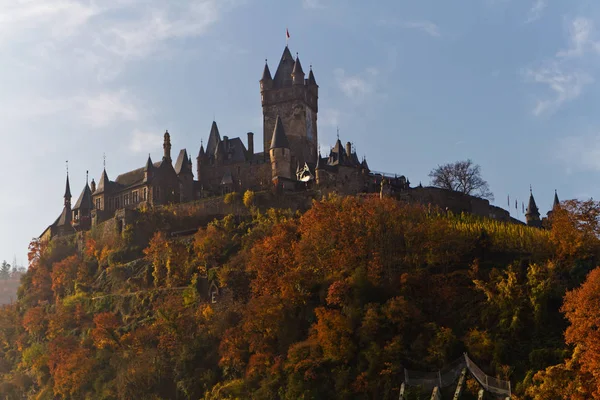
[429,159,493,200]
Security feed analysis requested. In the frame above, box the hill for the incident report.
[0,195,599,399]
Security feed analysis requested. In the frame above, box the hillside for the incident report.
[0,195,599,399]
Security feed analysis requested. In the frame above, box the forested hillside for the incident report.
[0,195,599,399]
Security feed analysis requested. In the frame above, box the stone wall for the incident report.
[398,186,513,221]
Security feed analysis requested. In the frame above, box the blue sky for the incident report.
[2,0,600,264]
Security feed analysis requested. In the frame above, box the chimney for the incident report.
[223,136,229,150]
[247,132,254,156]
[345,142,352,157]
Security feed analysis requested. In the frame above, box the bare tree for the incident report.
[428,159,494,201]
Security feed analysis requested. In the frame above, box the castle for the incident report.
[39,44,560,242]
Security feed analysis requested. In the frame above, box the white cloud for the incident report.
[334,68,377,99]
[556,18,598,58]
[129,129,163,153]
[525,17,600,116]
[0,90,142,127]
[526,0,546,23]
[557,133,600,172]
[525,64,593,116]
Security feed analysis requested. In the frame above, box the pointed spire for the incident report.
[206,121,221,156]
[64,172,72,206]
[270,115,290,149]
[292,53,305,85]
[273,46,295,88]
[526,186,540,216]
[308,65,317,86]
[261,59,272,82]
[553,189,560,209]
[144,154,153,171]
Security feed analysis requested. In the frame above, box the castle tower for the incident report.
[526,187,542,228]
[163,130,172,163]
[547,190,560,220]
[64,173,72,208]
[261,46,318,169]
[270,115,291,180]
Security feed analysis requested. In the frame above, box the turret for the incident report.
[308,66,317,86]
[547,190,561,221]
[64,173,72,208]
[526,187,542,228]
[291,54,305,85]
[269,115,291,180]
[260,60,273,91]
[163,130,172,163]
[142,154,153,183]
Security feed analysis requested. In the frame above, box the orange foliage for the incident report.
[22,306,46,340]
[312,307,355,363]
[562,267,600,397]
[91,312,121,350]
[48,337,94,398]
[50,254,80,299]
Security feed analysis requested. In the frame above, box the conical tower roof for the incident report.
[261,61,272,82]
[270,115,289,149]
[64,174,72,202]
[273,46,295,88]
[553,190,560,209]
[73,182,93,211]
[526,188,540,216]
[206,121,221,156]
[308,67,317,86]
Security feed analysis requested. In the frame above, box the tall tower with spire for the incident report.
[526,187,542,228]
[260,46,319,168]
[163,130,172,163]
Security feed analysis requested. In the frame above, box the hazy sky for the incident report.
[2,0,600,265]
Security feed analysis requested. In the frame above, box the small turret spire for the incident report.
[270,115,290,149]
[291,53,305,85]
[64,168,72,207]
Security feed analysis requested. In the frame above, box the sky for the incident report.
[2,0,600,265]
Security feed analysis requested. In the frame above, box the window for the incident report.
[143,188,147,201]
[95,198,101,210]
[124,193,129,206]
[133,191,139,203]
[211,287,218,304]
[114,197,119,209]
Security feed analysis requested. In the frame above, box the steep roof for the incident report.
[64,175,72,199]
[56,205,71,227]
[95,169,110,194]
[273,46,295,88]
[526,190,540,216]
[175,149,192,175]
[292,55,304,77]
[270,116,289,149]
[553,190,560,209]
[261,61,272,82]
[115,162,161,188]
[206,121,221,156]
[144,155,153,171]
[308,68,317,86]
[73,183,93,211]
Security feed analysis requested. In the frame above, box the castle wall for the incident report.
[398,187,512,221]
[198,161,271,196]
